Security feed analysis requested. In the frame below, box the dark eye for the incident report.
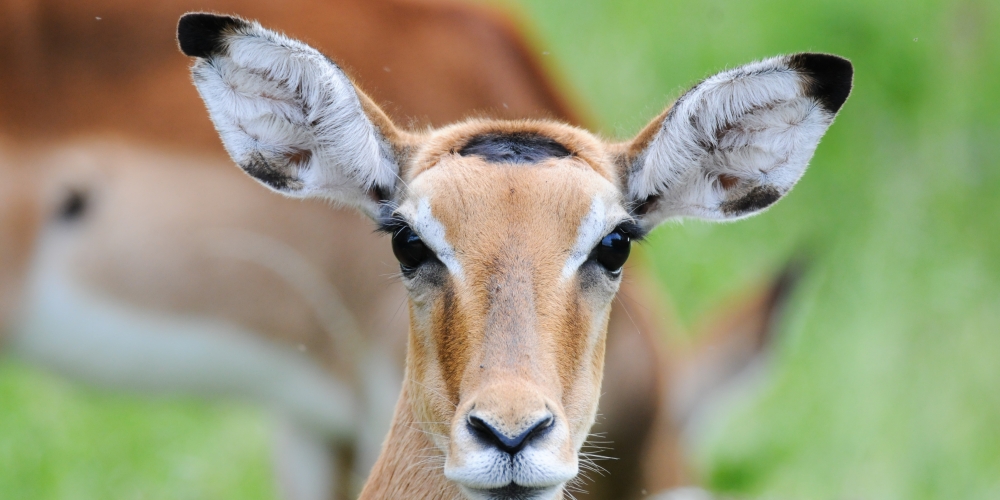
[592,229,631,275]
[392,225,434,274]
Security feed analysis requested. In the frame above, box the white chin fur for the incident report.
[444,422,578,495]
[459,484,563,500]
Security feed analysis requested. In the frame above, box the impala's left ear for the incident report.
[618,53,853,229]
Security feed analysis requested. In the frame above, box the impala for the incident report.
[0,1,739,498]
[178,12,851,499]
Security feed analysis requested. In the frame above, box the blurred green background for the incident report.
[2,0,998,498]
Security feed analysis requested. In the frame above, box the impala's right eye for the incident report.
[391,225,434,274]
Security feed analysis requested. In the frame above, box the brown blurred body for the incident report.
[0,1,689,498]
[0,0,579,150]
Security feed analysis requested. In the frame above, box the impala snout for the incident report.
[445,380,579,499]
[466,411,553,456]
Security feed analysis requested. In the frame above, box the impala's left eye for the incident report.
[592,228,631,275]
[392,225,434,275]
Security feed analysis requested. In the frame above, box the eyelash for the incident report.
[614,220,647,241]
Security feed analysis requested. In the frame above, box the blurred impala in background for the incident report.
[0,1,789,499]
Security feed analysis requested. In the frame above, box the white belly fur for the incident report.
[10,231,357,440]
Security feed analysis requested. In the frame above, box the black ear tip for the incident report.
[177,12,247,58]
[788,53,854,114]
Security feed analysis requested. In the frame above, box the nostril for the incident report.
[467,415,494,441]
[532,415,554,437]
[466,414,554,455]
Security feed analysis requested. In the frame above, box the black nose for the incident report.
[467,413,554,455]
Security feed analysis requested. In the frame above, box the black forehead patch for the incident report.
[458,132,571,164]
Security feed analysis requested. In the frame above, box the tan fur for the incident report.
[409,120,609,180]
[361,386,465,499]
[345,116,650,497]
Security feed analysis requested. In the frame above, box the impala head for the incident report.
[178,13,851,499]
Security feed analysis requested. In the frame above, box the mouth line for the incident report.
[472,483,548,500]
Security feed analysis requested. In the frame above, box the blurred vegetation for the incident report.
[0,361,274,500]
[507,0,1000,498]
[2,0,998,498]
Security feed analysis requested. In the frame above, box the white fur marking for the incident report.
[413,198,463,278]
[561,196,608,279]
[445,416,576,493]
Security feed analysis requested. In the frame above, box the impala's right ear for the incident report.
[177,13,406,219]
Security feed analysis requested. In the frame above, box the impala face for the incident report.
[388,123,635,498]
[178,12,852,499]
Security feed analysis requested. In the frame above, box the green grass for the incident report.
[2,0,999,498]
[0,361,276,500]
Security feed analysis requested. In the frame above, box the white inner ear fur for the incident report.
[190,20,397,215]
[630,56,838,222]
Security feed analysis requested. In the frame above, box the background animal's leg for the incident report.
[668,260,805,438]
[649,487,716,500]
[351,348,404,487]
[273,417,347,500]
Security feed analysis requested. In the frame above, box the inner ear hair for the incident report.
[716,173,740,190]
[618,52,853,226]
[177,12,418,219]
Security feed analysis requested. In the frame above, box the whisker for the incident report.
[405,424,450,442]
[410,379,458,408]
[612,293,643,340]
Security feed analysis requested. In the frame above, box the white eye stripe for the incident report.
[412,198,464,278]
[561,196,611,280]
[405,195,621,281]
